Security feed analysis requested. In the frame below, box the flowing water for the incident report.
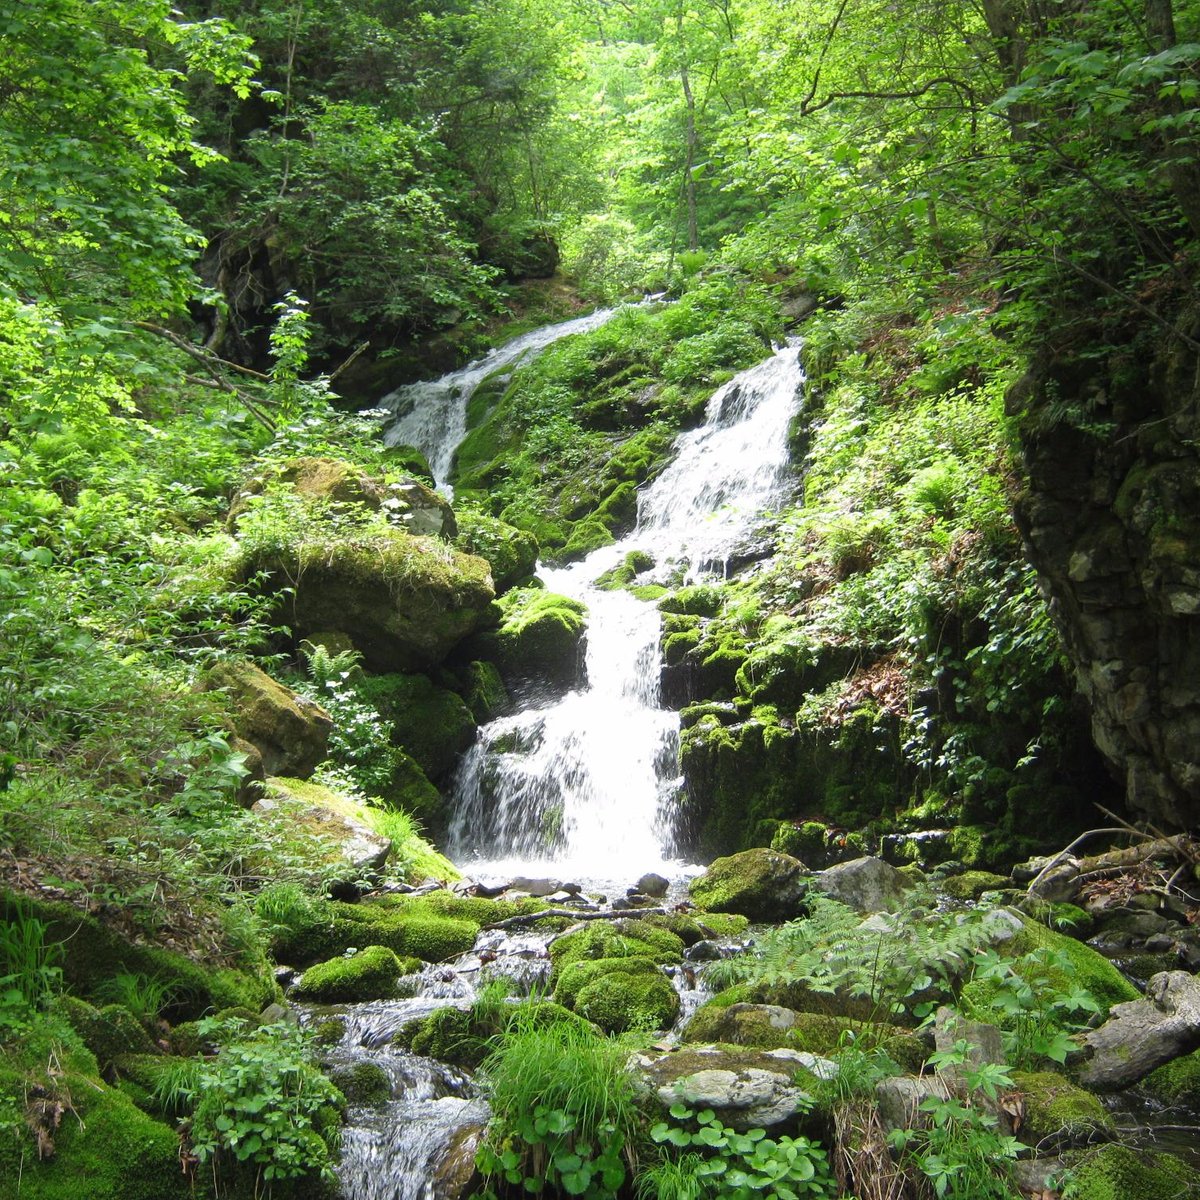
[447,342,806,881]
[379,307,626,487]
[332,328,805,1200]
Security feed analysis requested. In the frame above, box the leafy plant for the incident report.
[887,1043,1022,1199]
[645,1101,835,1200]
[96,972,178,1025]
[476,1014,639,1198]
[0,904,63,1019]
[187,1018,343,1186]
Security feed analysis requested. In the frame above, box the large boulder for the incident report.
[358,672,477,783]
[203,660,331,778]
[632,1045,832,1131]
[1078,970,1200,1090]
[467,588,588,691]
[246,530,495,673]
[688,848,809,922]
[293,946,410,1003]
[811,855,912,913]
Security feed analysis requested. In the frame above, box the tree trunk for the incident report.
[680,61,699,252]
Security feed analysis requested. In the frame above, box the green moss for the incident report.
[371,890,550,926]
[1010,1070,1114,1148]
[1013,918,1139,1016]
[574,968,680,1034]
[1,892,276,1020]
[559,517,614,562]
[940,870,1010,901]
[463,659,509,723]
[455,509,539,592]
[687,847,809,922]
[1142,1048,1200,1105]
[548,920,682,982]
[293,946,406,1003]
[400,999,588,1069]
[312,1018,346,1046]
[476,588,588,686]
[554,955,662,1010]
[0,1071,188,1200]
[659,586,725,617]
[59,1001,158,1069]
[1062,1143,1200,1200]
[595,550,656,591]
[358,672,476,783]
[329,1061,392,1106]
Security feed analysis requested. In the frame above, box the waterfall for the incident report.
[447,342,805,881]
[379,308,626,487]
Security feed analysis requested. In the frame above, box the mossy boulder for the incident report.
[1061,1143,1200,1200]
[688,848,810,922]
[202,659,332,779]
[244,528,495,674]
[940,870,1010,901]
[1,892,276,1020]
[462,659,509,723]
[1010,1070,1115,1149]
[573,967,680,1034]
[229,456,387,524]
[455,510,539,592]
[1142,1047,1200,1104]
[293,946,409,1003]
[470,588,588,690]
[734,637,857,711]
[56,998,158,1069]
[0,1070,187,1200]
[1012,918,1140,1016]
[329,1061,393,1106]
[659,586,725,618]
[553,955,662,1010]
[358,672,476,783]
[548,919,683,982]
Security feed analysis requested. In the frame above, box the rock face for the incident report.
[468,588,588,691]
[688,848,809,922]
[1078,969,1200,1090]
[811,856,912,913]
[204,660,331,778]
[1010,316,1200,829]
[633,1045,832,1131]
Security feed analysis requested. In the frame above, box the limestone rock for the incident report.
[1078,969,1200,1089]
[203,660,331,778]
[688,848,809,922]
[811,856,911,913]
[633,1045,832,1131]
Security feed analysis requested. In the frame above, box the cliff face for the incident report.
[1010,302,1200,830]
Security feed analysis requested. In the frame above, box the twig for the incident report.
[1024,827,1138,896]
[484,906,672,931]
[328,341,371,385]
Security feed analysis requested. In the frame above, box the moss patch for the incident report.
[1062,1143,1200,1200]
[1142,1048,1200,1105]
[1011,1070,1114,1148]
[1012,918,1139,1017]
[548,919,683,982]
[574,968,680,1034]
[293,946,409,1003]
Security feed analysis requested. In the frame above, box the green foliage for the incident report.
[888,1044,1022,1199]
[645,1102,835,1199]
[188,1018,343,1186]
[476,1015,639,1199]
[0,904,63,1034]
[95,973,177,1025]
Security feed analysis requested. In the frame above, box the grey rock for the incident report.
[636,872,670,898]
[1079,970,1200,1089]
[509,877,561,897]
[685,939,723,963]
[875,1075,952,1133]
[812,856,912,913]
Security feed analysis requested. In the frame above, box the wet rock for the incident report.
[811,856,911,913]
[509,877,561,897]
[433,1107,489,1200]
[685,939,723,963]
[636,872,670,898]
[1079,969,1200,1089]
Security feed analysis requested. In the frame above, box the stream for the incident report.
[317,320,806,1200]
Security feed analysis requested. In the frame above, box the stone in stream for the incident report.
[1078,969,1200,1089]
[688,848,810,922]
[811,855,912,913]
[636,872,670,898]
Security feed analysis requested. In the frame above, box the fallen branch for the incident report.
[484,906,672,931]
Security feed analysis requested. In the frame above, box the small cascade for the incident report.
[448,342,805,877]
[380,307,624,487]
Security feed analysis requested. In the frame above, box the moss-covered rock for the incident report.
[1,892,276,1020]
[358,671,477,783]
[939,870,1010,901]
[242,524,495,674]
[1142,1047,1200,1105]
[688,848,809,922]
[553,955,661,1010]
[329,1061,393,1106]
[0,1069,188,1200]
[1062,1143,1200,1200]
[659,586,725,618]
[400,999,589,1068]
[574,967,680,1034]
[201,659,332,779]
[548,919,683,982]
[1010,1070,1114,1149]
[293,946,408,1003]
[463,659,509,723]
[595,550,656,591]
[470,588,588,689]
[455,510,539,592]
[56,999,158,1069]
[1011,918,1139,1017]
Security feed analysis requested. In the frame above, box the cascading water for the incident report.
[447,342,806,881]
[380,307,625,487]
[328,329,804,1200]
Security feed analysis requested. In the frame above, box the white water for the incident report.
[380,307,625,487]
[447,342,805,881]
